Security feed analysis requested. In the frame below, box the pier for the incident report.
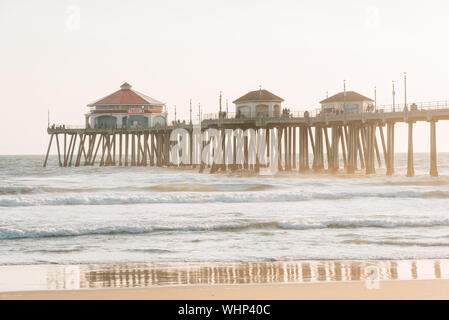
[44,101,449,177]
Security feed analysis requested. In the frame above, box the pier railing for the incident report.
[48,100,449,131]
[202,100,449,122]
[203,110,321,121]
[375,100,449,113]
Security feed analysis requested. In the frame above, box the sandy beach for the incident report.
[1,280,449,300]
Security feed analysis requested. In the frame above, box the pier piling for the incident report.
[407,121,415,177]
[430,120,438,177]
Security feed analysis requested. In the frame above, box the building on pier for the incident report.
[86,82,167,129]
[233,89,284,118]
[320,91,374,114]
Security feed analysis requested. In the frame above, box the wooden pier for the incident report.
[44,103,449,177]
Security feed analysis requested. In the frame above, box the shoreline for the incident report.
[0,259,448,299]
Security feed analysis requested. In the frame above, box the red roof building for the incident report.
[86,83,166,129]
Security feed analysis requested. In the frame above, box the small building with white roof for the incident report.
[233,89,284,118]
[320,91,374,114]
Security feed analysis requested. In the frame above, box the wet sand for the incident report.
[1,260,448,299]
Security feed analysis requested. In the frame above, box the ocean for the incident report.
[1,154,449,266]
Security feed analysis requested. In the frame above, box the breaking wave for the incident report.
[0,183,273,196]
[382,178,449,187]
[130,248,172,253]
[343,238,449,247]
[2,218,449,240]
[1,189,449,207]
[147,183,273,192]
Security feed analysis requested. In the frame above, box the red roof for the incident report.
[88,83,165,106]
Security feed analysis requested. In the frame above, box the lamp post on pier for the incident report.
[189,99,192,124]
[404,72,408,111]
[374,86,377,110]
[219,91,222,114]
[392,80,396,112]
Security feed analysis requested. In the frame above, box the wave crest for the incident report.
[343,238,449,247]
[2,218,449,240]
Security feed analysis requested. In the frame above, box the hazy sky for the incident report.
[1,0,449,154]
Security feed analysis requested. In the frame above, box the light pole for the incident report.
[219,91,222,113]
[374,86,377,110]
[404,72,407,111]
[174,105,177,122]
[189,99,192,124]
[226,99,228,119]
[392,80,396,112]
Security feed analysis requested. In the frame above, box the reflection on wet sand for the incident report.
[1,260,448,292]
[45,260,449,291]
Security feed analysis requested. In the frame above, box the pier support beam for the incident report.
[277,127,283,172]
[125,134,129,166]
[406,121,415,177]
[347,125,357,174]
[379,125,387,170]
[131,134,136,166]
[119,134,123,166]
[331,125,339,173]
[323,127,331,170]
[55,134,62,167]
[288,126,292,170]
[386,122,395,176]
[299,127,309,172]
[374,131,382,168]
[244,134,249,170]
[43,134,54,168]
[357,128,365,170]
[430,120,438,177]
[63,133,67,167]
[340,126,347,169]
[68,134,77,166]
[313,126,324,171]
[292,127,296,169]
[75,134,85,167]
[150,134,155,166]
[164,132,170,166]
[136,134,141,166]
[90,135,101,166]
[365,124,376,174]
